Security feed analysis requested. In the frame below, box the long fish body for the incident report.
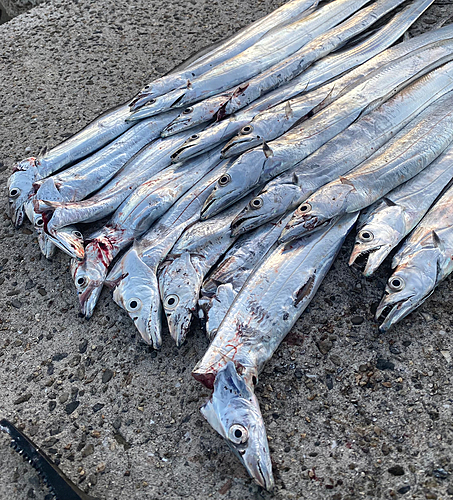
[219,0,408,117]
[165,0,436,161]
[192,212,358,489]
[128,0,373,120]
[231,61,453,236]
[71,146,224,319]
[350,142,453,276]
[199,215,291,338]
[37,124,206,234]
[106,160,233,348]
[376,183,453,331]
[163,0,430,142]
[201,37,453,220]
[223,15,453,157]
[7,103,134,228]
[129,0,318,108]
[158,196,255,346]
[281,90,453,242]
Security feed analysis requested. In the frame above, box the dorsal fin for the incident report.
[339,176,355,188]
[263,141,274,159]
[382,197,397,207]
[285,101,293,119]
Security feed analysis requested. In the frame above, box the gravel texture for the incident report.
[1,1,453,499]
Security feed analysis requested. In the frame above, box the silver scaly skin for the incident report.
[127,0,372,120]
[36,124,206,235]
[219,0,408,118]
[163,0,427,142]
[201,38,453,221]
[349,142,453,276]
[200,215,291,338]
[231,60,453,236]
[200,361,273,490]
[376,183,453,331]
[223,11,451,157]
[7,103,133,228]
[158,195,253,346]
[193,212,358,489]
[71,146,224,319]
[106,160,232,348]
[33,110,181,208]
[281,90,453,243]
[129,0,318,109]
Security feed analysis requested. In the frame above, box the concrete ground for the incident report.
[0,1,453,499]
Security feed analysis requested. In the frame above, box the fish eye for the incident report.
[358,230,374,242]
[9,188,21,199]
[126,298,142,312]
[240,124,253,135]
[249,197,263,210]
[298,202,312,214]
[228,424,249,445]
[182,107,193,115]
[73,230,83,238]
[145,98,156,106]
[36,217,44,227]
[190,134,199,140]
[76,276,87,288]
[388,276,405,291]
[218,174,231,187]
[164,294,179,310]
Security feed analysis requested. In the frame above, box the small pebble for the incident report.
[102,368,114,384]
[14,393,32,405]
[93,403,105,413]
[81,444,94,458]
[37,287,47,296]
[11,299,22,309]
[388,465,405,476]
[79,339,88,354]
[397,486,410,494]
[65,401,80,415]
[351,316,364,325]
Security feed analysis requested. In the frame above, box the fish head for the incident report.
[376,252,437,331]
[221,121,269,157]
[7,160,39,227]
[164,105,209,139]
[230,179,299,236]
[170,130,206,162]
[200,361,274,490]
[38,233,56,259]
[349,204,406,276]
[159,252,201,346]
[201,150,266,219]
[70,243,109,318]
[47,225,85,260]
[279,183,355,243]
[110,249,162,348]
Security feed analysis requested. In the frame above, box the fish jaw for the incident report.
[199,361,274,491]
[230,182,298,236]
[7,163,39,228]
[46,226,85,260]
[159,253,201,347]
[71,242,111,318]
[375,255,437,331]
[221,133,262,158]
[110,249,162,349]
[201,151,265,220]
[170,132,206,163]
[126,89,188,122]
[38,233,57,260]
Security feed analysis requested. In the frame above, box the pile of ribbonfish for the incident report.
[8,0,453,488]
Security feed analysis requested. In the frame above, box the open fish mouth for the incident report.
[349,245,382,272]
[78,281,104,318]
[375,295,414,331]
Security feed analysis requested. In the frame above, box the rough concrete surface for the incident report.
[0,1,453,499]
[1,0,43,18]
